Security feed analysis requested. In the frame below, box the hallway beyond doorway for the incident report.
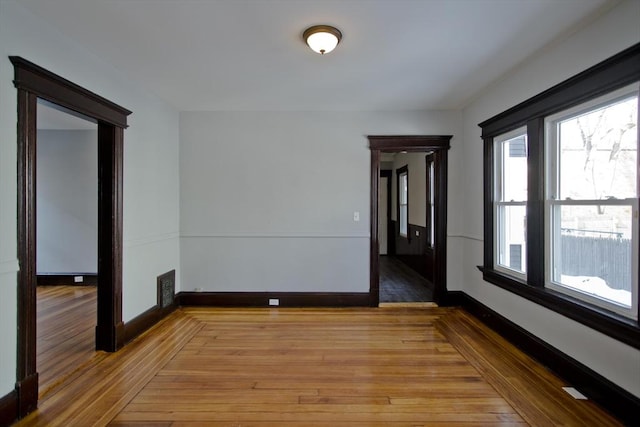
[379,256,434,303]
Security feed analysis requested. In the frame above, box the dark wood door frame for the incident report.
[10,57,131,417]
[368,135,452,306]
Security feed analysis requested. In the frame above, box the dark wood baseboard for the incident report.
[0,389,17,427]
[441,289,466,307]
[447,290,639,425]
[177,291,372,307]
[37,273,98,286]
[118,303,177,349]
[16,372,38,419]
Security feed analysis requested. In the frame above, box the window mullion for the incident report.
[484,137,495,269]
[527,118,545,287]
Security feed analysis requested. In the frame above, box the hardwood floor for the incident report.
[36,285,97,399]
[379,256,434,302]
[17,304,622,426]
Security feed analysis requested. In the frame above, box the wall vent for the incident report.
[157,270,175,309]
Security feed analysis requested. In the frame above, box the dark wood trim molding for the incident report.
[369,135,452,151]
[36,274,98,286]
[95,123,124,352]
[177,292,372,307]
[0,389,18,427]
[369,135,452,306]
[15,88,38,417]
[10,57,131,128]
[478,43,640,137]
[369,149,381,306]
[15,373,38,419]
[11,57,130,421]
[449,290,640,426]
[119,303,177,348]
[432,147,448,303]
[478,266,640,349]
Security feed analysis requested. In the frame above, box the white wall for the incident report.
[460,0,640,398]
[180,110,461,293]
[36,129,98,274]
[0,0,180,397]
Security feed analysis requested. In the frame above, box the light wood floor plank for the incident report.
[36,285,97,398]
[436,310,621,427]
[17,305,622,426]
[17,310,203,427]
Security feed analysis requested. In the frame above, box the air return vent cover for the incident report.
[157,270,175,309]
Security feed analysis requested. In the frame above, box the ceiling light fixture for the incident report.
[303,25,342,55]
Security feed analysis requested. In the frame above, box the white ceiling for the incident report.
[20,0,612,112]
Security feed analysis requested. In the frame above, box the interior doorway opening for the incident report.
[378,152,436,303]
[368,135,452,307]
[35,100,99,398]
[11,56,130,417]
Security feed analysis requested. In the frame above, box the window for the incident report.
[397,166,408,237]
[494,129,528,278]
[545,86,638,318]
[479,43,640,348]
[426,155,435,248]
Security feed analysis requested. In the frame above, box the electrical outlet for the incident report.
[269,298,280,306]
[562,387,587,400]
[74,276,83,283]
[194,287,204,292]
[415,230,420,236]
[353,211,360,222]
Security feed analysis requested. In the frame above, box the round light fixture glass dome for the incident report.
[303,25,342,55]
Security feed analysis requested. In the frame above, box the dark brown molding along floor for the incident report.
[36,274,98,287]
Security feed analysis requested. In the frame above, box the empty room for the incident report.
[0,0,638,425]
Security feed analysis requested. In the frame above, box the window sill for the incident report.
[477,266,640,349]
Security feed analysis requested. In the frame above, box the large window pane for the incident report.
[399,205,407,237]
[500,136,528,202]
[550,204,633,308]
[555,95,637,201]
[399,170,408,237]
[494,130,527,277]
[546,84,638,318]
[427,157,435,247]
[497,204,527,273]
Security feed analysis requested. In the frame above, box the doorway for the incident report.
[368,135,452,307]
[11,57,131,416]
[378,153,436,303]
[35,100,99,397]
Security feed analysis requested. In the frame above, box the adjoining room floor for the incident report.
[379,256,434,303]
[37,285,97,399]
